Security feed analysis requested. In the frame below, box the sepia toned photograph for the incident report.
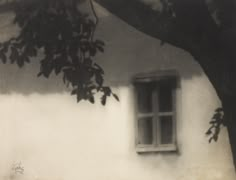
[0,0,235,179]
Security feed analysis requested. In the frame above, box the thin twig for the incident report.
[89,0,99,41]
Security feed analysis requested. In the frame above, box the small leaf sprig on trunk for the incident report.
[206,107,225,143]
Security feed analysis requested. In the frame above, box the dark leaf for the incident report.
[209,137,213,143]
[10,47,19,64]
[103,87,111,96]
[27,47,37,57]
[63,74,67,84]
[96,46,104,53]
[94,63,105,74]
[54,63,62,75]
[112,93,119,101]
[101,95,107,106]
[84,58,92,66]
[24,56,30,63]
[77,94,83,103]
[89,46,96,56]
[212,113,221,120]
[0,53,6,64]
[95,73,104,87]
[17,57,24,68]
[2,43,8,53]
[37,72,43,77]
[206,129,212,135]
[210,120,216,124]
[95,40,105,46]
[71,89,77,95]
[213,134,218,142]
[215,107,223,113]
[40,63,53,78]
[89,96,95,104]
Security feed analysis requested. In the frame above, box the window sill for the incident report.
[136,144,177,153]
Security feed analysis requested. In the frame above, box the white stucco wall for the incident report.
[0,4,235,180]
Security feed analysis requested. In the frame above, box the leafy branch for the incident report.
[0,0,118,104]
[206,107,225,143]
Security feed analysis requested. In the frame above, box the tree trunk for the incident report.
[191,50,236,169]
[223,99,236,168]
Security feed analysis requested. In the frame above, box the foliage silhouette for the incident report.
[0,0,118,104]
[206,107,225,143]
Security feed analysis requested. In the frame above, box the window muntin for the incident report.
[138,117,153,145]
[134,76,177,152]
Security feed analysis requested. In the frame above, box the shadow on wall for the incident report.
[0,50,204,96]
[0,4,205,96]
[94,12,204,83]
[0,44,204,97]
[0,61,68,95]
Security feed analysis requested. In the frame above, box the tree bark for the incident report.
[191,50,236,168]
[222,98,236,168]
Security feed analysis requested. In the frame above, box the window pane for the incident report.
[160,116,173,144]
[136,83,153,113]
[159,81,173,112]
[138,117,153,145]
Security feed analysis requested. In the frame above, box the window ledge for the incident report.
[136,145,177,153]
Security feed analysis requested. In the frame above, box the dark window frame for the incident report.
[133,70,179,153]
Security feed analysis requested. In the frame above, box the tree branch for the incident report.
[95,0,219,51]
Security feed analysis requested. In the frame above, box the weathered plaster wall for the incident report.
[0,4,235,180]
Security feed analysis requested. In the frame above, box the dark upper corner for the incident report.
[0,0,17,13]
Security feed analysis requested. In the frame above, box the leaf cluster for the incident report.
[206,107,225,143]
[0,0,118,104]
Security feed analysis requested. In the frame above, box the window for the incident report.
[133,72,178,152]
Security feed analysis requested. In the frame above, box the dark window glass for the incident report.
[134,77,177,148]
[159,81,173,112]
[138,117,153,144]
[160,116,173,144]
[136,83,153,113]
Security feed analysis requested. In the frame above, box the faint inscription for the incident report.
[11,162,24,175]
